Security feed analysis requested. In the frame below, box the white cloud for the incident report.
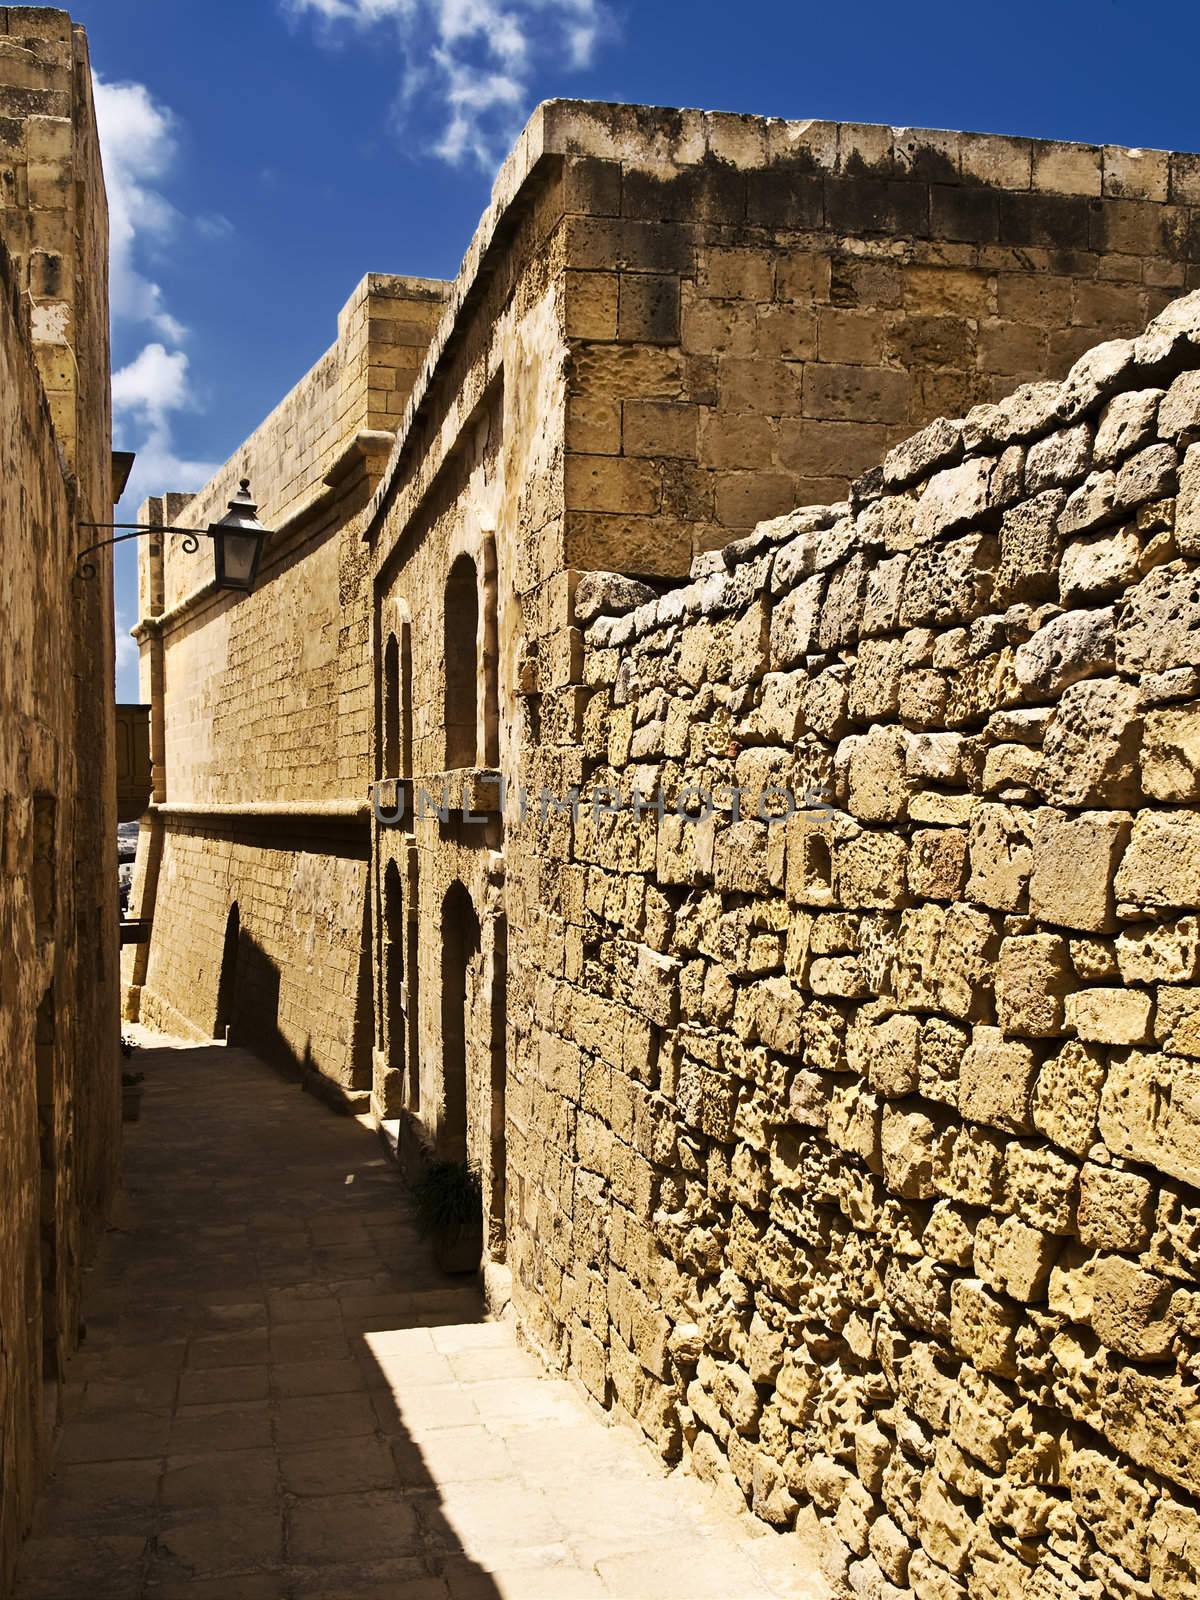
[112,342,191,423]
[285,0,608,171]
[112,345,217,513]
[94,78,219,519]
[93,76,186,342]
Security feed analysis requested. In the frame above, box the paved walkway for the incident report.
[16,1036,829,1600]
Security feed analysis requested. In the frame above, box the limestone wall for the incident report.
[127,275,448,1094]
[551,103,1199,578]
[0,10,117,1590]
[510,289,1200,1597]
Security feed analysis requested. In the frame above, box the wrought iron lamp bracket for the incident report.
[74,522,213,581]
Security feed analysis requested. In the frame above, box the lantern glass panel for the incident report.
[215,530,261,591]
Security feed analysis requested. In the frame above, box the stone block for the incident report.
[1029,808,1130,932]
[1002,1141,1078,1233]
[1117,562,1200,675]
[622,399,697,460]
[1078,1161,1154,1252]
[1116,916,1200,984]
[1102,1367,1200,1499]
[1058,525,1141,606]
[1025,424,1091,493]
[805,363,911,425]
[959,1026,1039,1133]
[1068,1448,1154,1578]
[1032,1039,1106,1156]
[1156,987,1200,1057]
[1142,703,1200,802]
[995,933,1072,1037]
[697,245,774,301]
[1039,677,1141,806]
[1115,809,1200,911]
[967,803,1033,913]
[721,355,804,415]
[565,453,660,514]
[1014,607,1115,697]
[1065,986,1152,1045]
[565,269,619,339]
[994,490,1063,604]
[1100,1048,1200,1187]
[907,828,967,902]
[949,1279,1019,1376]
[1094,386,1162,465]
[1149,1498,1200,1600]
[974,1213,1058,1302]
[846,726,911,823]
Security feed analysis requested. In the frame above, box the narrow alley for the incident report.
[15,1038,828,1600]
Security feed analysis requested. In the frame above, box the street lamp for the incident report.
[76,479,270,593]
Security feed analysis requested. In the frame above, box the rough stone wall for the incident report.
[355,100,1200,1354]
[127,276,447,1094]
[0,10,116,1592]
[510,289,1200,1597]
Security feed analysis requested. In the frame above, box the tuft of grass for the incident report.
[410,1160,481,1236]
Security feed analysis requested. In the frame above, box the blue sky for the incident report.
[76,0,1200,699]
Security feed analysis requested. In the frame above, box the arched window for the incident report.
[383,860,404,1080]
[444,555,478,770]
[383,632,400,780]
[440,881,480,1161]
[400,619,413,782]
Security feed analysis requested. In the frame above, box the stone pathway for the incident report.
[15,1036,829,1600]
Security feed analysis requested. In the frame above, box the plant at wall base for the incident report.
[411,1160,483,1275]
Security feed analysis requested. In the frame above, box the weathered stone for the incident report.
[912,458,993,545]
[1025,424,1091,494]
[1032,1040,1106,1156]
[959,1026,1039,1134]
[1158,368,1200,440]
[1117,561,1200,674]
[1078,1161,1154,1253]
[1115,809,1200,910]
[950,1278,1019,1376]
[996,933,1072,1037]
[995,490,1065,605]
[1068,1448,1154,1578]
[1040,677,1141,806]
[1100,1048,1200,1187]
[967,803,1034,913]
[1093,387,1162,466]
[884,417,964,489]
[1148,1498,1200,1600]
[1116,916,1200,983]
[1157,987,1200,1057]
[576,570,659,623]
[974,1213,1058,1302]
[1113,442,1177,514]
[1058,525,1140,604]
[1014,608,1115,696]
[1065,986,1152,1045]
[1059,470,1118,535]
[1030,808,1130,931]
[1142,703,1200,801]
[846,726,911,824]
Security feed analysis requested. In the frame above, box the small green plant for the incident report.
[410,1160,481,1237]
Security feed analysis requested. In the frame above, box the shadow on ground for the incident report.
[14,1038,503,1600]
[15,1038,828,1600]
